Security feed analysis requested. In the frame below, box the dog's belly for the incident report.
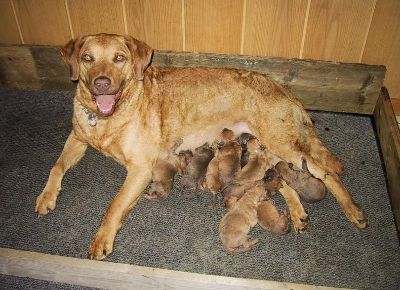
[176,121,252,153]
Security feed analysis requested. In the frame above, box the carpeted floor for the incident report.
[0,88,399,289]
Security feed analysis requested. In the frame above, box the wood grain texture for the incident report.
[374,88,400,233]
[0,0,22,44]
[0,248,345,290]
[302,0,375,62]
[12,0,71,45]
[243,0,308,58]
[362,0,400,100]
[67,0,125,37]
[125,0,183,51]
[185,0,243,54]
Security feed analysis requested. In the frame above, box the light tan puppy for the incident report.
[219,185,265,253]
[36,34,366,260]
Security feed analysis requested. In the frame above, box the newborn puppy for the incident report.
[237,133,257,167]
[145,150,193,200]
[180,143,214,190]
[223,139,272,209]
[275,159,326,203]
[219,185,265,253]
[203,129,241,207]
[217,128,242,188]
[257,200,290,234]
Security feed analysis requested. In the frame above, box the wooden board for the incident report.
[0,45,385,114]
[243,0,308,58]
[362,0,400,100]
[374,87,400,233]
[125,0,183,51]
[12,0,71,45]
[302,0,376,62]
[0,0,22,44]
[67,0,125,36]
[0,248,349,290]
[184,0,243,54]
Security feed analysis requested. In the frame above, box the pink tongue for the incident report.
[95,95,115,115]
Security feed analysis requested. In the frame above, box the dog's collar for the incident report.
[82,106,97,127]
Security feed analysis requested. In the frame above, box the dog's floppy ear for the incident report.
[60,36,87,81]
[124,36,153,81]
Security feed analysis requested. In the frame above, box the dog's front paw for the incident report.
[346,203,368,229]
[88,227,115,260]
[291,211,309,233]
[35,191,58,216]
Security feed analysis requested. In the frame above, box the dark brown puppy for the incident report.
[275,160,326,203]
[237,133,257,167]
[180,143,214,190]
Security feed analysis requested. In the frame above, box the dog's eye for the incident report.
[82,54,94,63]
[114,55,126,63]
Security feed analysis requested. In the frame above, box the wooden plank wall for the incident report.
[0,0,399,100]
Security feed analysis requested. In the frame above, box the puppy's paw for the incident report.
[35,191,57,216]
[88,227,115,260]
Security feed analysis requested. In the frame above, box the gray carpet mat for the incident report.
[0,89,399,290]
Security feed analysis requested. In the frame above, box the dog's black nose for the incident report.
[94,76,111,93]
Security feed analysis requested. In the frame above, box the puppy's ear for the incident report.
[124,36,153,80]
[60,36,87,81]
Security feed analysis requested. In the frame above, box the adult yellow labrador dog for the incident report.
[35,33,367,260]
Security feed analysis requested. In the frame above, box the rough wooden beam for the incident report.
[374,87,400,234]
[0,248,348,290]
[0,45,386,114]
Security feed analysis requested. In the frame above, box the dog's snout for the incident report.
[94,76,111,93]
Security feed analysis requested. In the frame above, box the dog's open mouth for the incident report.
[93,87,123,116]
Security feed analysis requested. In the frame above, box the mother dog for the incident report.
[36,34,367,260]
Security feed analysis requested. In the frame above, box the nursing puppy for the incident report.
[180,143,214,190]
[204,129,242,207]
[36,34,366,260]
[145,150,193,200]
[223,138,269,209]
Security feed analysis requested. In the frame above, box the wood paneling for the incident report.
[12,0,71,45]
[362,0,400,99]
[185,0,243,54]
[125,0,182,51]
[0,0,21,44]
[67,0,125,37]
[302,0,375,62]
[243,0,308,58]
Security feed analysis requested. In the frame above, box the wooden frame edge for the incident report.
[374,87,400,234]
[0,248,348,290]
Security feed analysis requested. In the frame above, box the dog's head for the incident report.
[60,34,153,116]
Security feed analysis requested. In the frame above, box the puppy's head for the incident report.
[60,34,153,116]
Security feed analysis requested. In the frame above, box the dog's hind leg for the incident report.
[280,181,309,232]
[36,131,88,216]
[305,158,367,229]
